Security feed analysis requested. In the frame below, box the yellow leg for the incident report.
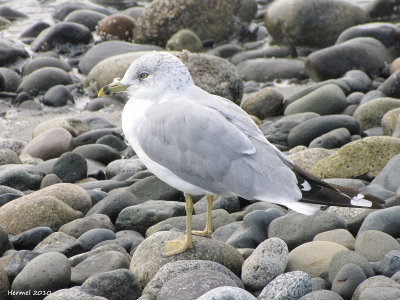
[163,193,194,256]
[192,194,214,237]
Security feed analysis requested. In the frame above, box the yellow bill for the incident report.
[98,80,129,97]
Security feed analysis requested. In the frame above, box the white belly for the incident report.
[121,98,207,195]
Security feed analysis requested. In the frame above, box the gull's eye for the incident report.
[139,72,148,79]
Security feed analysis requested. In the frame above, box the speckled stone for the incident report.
[96,14,136,42]
[313,229,355,250]
[381,107,400,136]
[258,271,312,300]
[352,275,400,300]
[310,136,400,179]
[355,230,400,262]
[166,29,203,52]
[288,148,335,172]
[353,97,400,131]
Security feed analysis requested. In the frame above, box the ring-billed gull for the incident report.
[98,51,384,256]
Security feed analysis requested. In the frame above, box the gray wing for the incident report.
[138,93,299,198]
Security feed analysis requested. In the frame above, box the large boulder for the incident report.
[265,0,368,48]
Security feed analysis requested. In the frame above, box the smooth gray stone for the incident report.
[331,263,366,299]
[59,214,115,239]
[299,290,344,300]
[81,269,141,300]
[5,250,41,282]
[77,228,116,251]
[329,250,375,283]
[357,206,400,238]
[33,232,84,257]
[309,127,351,149]
[22,57,71,75]
[371,153,400,192]
[370,250,400,277]
[196,286,257,300]
[288,115,360,147]
[268,211,346,250]
[10,226,53,250]
[51,152,87,183]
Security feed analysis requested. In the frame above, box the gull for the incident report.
[98,51,384,256]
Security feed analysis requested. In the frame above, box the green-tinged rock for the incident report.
[310,136,400,179]
[353,98,400,131]
[284,84,346,116]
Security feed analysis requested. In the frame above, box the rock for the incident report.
[288,115,360,148]
[96,134,127,151]
[313,229,355,250]
[358,287,400,300]
[352,275,400,300]
[337,22,400,57]
[31,21,92,52]
[381,108,400,136]
[130,231,244,288]
[241,87,283,119]
[196,286,256,300]
[39,173,61,189]
[105,158,146,178]
[285,84,347,116]
[305,38,391,81]
[0,164,44,190]
[32,116,89,138]
[0,224,10,255]
[215,209,284,249]
[358,206,400,238]
[97,13,136,42]
[310,137,400,179]
[33,232,84,257]
[20,21,50,38]
[133,0,241,46]
[0,6,26,21]
[18,67,72,96]
[71,250,131,285]
[194,195,240,214]
[258,271,312,300]
[0,149,21,165]
[157,269,240,300]
[146,209,233,237]
[77,228,116,251]
[64,9,106,31]
[241,237,288,291]
[331,263,366,299]
[78,41,161,75]
[18,100,41,111]
[11,252,71,299]
[59,214,114,239]
[166,29,203,52]
[299,290,344,300]
[43,286,107,300]
[262,112,320,146]
[73,144,121,165]
[5,250,41,282]
[142,260,242,299]
[355,230,400,262]
[287,241,348,278]
[380,69,400,98]
[22,57,71,76]
[51,152,87,183]
[268,211,346,249]
[265,0,368,48]
[86,190,140,223]
[81,269,141,300]
[0,67,21,92]
[237,58,307,82]
[10,226,53,250]
[69,244,130,267]
[74,128,123,147]
[53,1,110,21]
[41,84,74,107]
[0,138,26,155]
[127,175,182,202]
[0,38,28,66]
[329,250,375,283]
[354,98,400,131]
[23,183,91,214]
[370,250,400,277]
[0,196,81,235]
[115,200,185,235]
[309,128,351,149]
[290,149,335,171]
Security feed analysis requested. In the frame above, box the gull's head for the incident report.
[98,51,193,97]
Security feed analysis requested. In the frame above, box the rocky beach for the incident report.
[1,0,400,299]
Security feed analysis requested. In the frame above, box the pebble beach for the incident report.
[1,0,400,299]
